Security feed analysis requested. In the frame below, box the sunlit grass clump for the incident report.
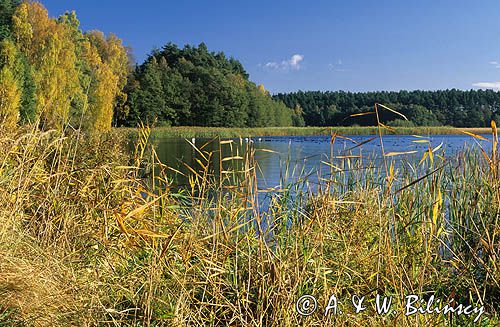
[0,114,499,326]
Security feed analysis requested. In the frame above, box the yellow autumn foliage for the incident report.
[0,67,21,129]
[9,2,130,132]
[80,39,120,132]
[12,2,80,129]
[0,40,21,129]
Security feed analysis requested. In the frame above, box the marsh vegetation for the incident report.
[0,118,498,326]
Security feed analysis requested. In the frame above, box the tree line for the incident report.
[274,90,500,127]
[0,0,130,132]
[0,1,301,131]
[2,1,500,131]
[119,43,302,127]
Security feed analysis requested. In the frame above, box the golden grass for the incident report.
[0,116,499,326]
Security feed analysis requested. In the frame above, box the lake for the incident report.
[153,134,493,191]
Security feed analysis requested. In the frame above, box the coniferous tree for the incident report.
[0,0,20,41]
[124,43,296,127]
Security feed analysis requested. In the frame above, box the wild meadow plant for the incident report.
[0,107,498,326]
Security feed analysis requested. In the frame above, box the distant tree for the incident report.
[130,57,169,125]
[0,0,129,132]
[387,119,415,127]
[274,89,500,127]
[0,65,20,128]
[247,84,270,127]
[17,50,36,123]
[292,104,305,127]
[158,57,191,125]
[77,39,117,131]
[80,30,129,131]
[257,84,269,95]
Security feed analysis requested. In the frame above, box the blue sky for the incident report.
[42,0,500,93]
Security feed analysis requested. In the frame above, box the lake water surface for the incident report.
[154,134,493,190]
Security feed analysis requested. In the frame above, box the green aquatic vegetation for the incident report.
[118,125,493,140]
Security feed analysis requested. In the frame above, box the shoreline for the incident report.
[117,126,493,139]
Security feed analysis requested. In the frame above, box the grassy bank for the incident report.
[1,124,499,326]
[118,125,492,139]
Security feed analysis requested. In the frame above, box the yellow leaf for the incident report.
[432,189,442,226]
[419,151,428,165]
[114,212,128,235]
[432,142,443,153]
[222,156,244,162]
[377,103,409,120]
[385,151,417,157]
[130,229,169,238]
[349,112,374,117]
[462,131,489,141]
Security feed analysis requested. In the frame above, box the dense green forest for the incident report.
[275,90,500,127]
[2,0,500,130]
[120,43,301,127]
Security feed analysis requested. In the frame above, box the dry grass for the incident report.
[0,115,499,326]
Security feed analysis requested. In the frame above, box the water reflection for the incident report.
[154,134,492,190]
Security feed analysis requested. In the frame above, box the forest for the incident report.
[1,0,500,130]
[0,0,300,131]
[275,89,500,127]
[121,43,302,127]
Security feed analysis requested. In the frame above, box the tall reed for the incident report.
[0,116,498,326]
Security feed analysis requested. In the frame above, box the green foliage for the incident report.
[0,0,20,41]
[123,43,296,127]
[17,53,36,123]
[388,119,415,127]
[275,89,500,127]
[129,57,170,125]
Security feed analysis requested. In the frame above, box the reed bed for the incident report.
[0,112,499,326]
[119,126,493,139]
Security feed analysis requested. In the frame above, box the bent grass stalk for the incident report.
[0,111,498,326]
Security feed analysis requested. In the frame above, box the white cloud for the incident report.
[262,54,304,71]
[265,62,280,69]
[472,82,500,90]
[288,54,304,70]
[488,61,500,68]
[328,59,347,72]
